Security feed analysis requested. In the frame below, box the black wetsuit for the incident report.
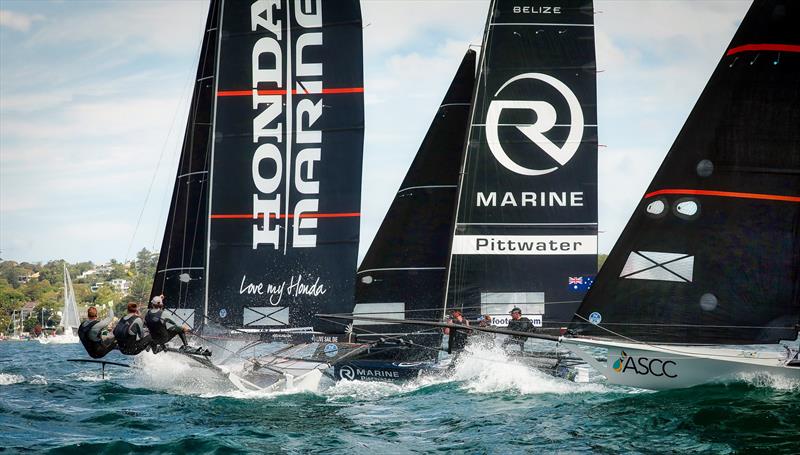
[448,319,470,354]
[505,317,533,350]
[78,317,116,359]
[144,309,187,347]
[114,314,153,355]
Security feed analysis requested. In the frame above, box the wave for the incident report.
[0,373,25,385]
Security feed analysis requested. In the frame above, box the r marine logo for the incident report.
[485,73,584,176]
[612,350,678,378]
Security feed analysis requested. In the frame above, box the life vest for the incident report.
[113,315,140,345]
[78,320,104,358]
[144,310,169,342]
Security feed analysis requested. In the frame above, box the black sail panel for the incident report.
[150,0,221,330]
[353,50,476,358]
[445,0,599,329]
[207,0,364,331]
[573,0,800,345]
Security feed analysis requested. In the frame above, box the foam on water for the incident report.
[131,351,235,396]
[449,342,611,395]
[0,373,25,385]
[735,371,800,391]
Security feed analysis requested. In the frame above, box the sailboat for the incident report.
[560,0,800,389]
[39,265,81,344]
[146,0,369,391]
[331,50,477,381]
[443,0,598,331]
[326,0,599,380]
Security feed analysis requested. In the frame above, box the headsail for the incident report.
[444,0,599,328]
[572,0,800,345]
[151,0,365,335]
[352,50,476,357]
[61,265,81,330]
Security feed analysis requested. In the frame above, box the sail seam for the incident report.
[157,267,205,273]
[358,267,446,274]
[177,170,208,179]
[217,87,363,97]
[645,189,800,203]
[210,212,360,219]
[458,222,598,226]
[726,43,800,56]
[490,22,593,27]
[397,185,457,194]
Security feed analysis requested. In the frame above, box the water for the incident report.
[1,341,798,454]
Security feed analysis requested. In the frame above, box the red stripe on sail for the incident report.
[210,212,361,219]
[217,87,364,97]
[645,189,800,203]
[726,44,800,56]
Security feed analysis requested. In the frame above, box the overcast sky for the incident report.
[0,0,751,264]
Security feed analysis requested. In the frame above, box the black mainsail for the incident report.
[444,0,599,329]
[151,0,221,329]
[572,0,800,345]
[152,0,365,336]
[351,50,477,360]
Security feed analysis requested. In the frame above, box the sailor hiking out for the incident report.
[114,303,157,355]
[503,307,534,351]
[77,306,117,359]
[444,310,471,355]
[144,295,190,350]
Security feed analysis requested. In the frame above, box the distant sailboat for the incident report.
[562,0,800,389]
[39,265,81,344]
[148,0,369,391]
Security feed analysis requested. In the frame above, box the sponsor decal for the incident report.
[485,73,584,176]
[239,274,327,305]
[312,335,341,343]
[452,235,597,255]
[219,308,228,319]
[512,5,562,14]
[324,343,339,358]
[612,350,677,378]
[490,314,542,328]
[568,275,594,291]
[620,251,694,283]
[588,311,601,325]
[250,0,324,251]
[476,191,584,208]
[337,365,401,381]
[243,306,289,326]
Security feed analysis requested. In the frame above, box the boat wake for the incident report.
[449,343,611,395]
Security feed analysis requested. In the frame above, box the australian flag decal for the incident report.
[568,276,594,292]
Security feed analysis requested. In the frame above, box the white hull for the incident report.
[37,327,79,345]
[562,337,800,390]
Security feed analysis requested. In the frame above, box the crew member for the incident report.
[443,309,470,354]
[144,295,190,350]
[78,306,117,359]
[114,303,157,355]
[503,307,533,351]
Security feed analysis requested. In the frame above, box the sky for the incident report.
[0,0,752,264]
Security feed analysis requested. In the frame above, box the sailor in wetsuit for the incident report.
[443,310,470,355]
[114,303,157,355]
[503,307,533,351]
[77,306,117,359]
[144,295,189,350]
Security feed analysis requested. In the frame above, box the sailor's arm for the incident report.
[89,315,115,340]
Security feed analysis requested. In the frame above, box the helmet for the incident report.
[509,307,522,314]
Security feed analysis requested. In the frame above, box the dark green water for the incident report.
[1,342,798,454]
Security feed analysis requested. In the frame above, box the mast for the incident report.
[352,50,477,356]
[444,0,599,328]
[572,0,800,345]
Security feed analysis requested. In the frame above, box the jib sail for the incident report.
[572,0,800,345]
[352,50,476,358]
[151,0,221,330]
[444,0,599,329]
[153,0,364,334]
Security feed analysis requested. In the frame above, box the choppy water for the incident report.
[1,341,798,454]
